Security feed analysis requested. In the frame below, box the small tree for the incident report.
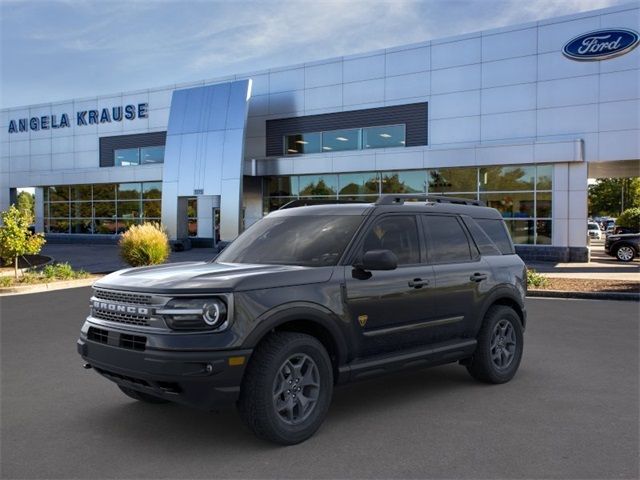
[616,207,640,232]
[0,205,46,278]
[119,223,170,267]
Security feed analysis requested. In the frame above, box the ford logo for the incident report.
[563,28,640,61]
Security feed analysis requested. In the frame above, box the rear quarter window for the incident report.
[475,218,515,254]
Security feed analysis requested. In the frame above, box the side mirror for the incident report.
[358,249,398,271]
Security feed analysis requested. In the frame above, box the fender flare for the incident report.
[241,302,349,366]
[477,285,527,331]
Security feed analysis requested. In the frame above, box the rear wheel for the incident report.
[615,244,636,262]
[118,385,169,404]
[238,331,333,445]
[466,305,523,384]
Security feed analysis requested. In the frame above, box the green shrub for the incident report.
[526,268,548,288]
[0,276,12,288]
[119,223,170,267]
[42,262,87,280]
[616,207,640,232]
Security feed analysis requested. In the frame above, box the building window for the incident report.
[43,182,162,234]
[114,146,164,166]
[187,198,198,237]
[284,125,405,156]
[262,164,553,245]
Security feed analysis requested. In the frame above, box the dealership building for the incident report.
[1,3,638,261]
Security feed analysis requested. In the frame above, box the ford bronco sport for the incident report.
[78,194,527,444]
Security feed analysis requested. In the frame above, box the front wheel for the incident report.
[238,332,333,445]
[615,245,636,262]
[466,305,524,384]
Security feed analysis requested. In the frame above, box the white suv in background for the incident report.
[588,222,602,240]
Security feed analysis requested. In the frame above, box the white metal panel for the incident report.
[482,56,536,88]
[431,64,481,94]
[343,54,385,83]
[52,152,74,170]
[384,72,430,101]
[429,90,480,119]
[28,105,52,140]
[29,154,50,172]
[537,16,600,53]
[343,79,385,106]
[598,130,640,161]
[429,116,480,144]
[268,91,304,115]
[385,46,430,76]
[482,28,537,62]
[599,69,640,102]
[30,138,51,156]
[537,75,599,109]
[537,104,598,136]
[74,150,97,169]
[148,108,170,129]
[537,51,599,82]
[122,91,150,110]
[246,115,267,138]
[221,129,245,179]
[238,72,269,95]
[375,149,423,170]
[148,88,173,110]
[292,155,332,174]
[248,95,269,116]
[10,140,30,156]
[481,83,536,114]
[244,136,266,159]
[332,153,376,173]
[74,134,98,153]
[481,110,536,141]
[599,100,640,132]
[305,84,342,110]
[269,68,304,93]
[201,131,225,194]
[425,147,476,169]
[476,143,534,165]
[431,37,481,69]
[305,61,342,88]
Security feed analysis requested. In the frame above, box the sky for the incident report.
[0,0,633,109]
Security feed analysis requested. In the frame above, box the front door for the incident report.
[343,214,437,357]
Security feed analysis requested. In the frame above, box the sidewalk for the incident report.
[41,244,218,273]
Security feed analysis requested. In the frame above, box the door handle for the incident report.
[470,272,488,282]
[408,278,429,288]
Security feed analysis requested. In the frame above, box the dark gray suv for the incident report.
[77,195,527,444]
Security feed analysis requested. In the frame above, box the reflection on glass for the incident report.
[285,133,321,155]
[537,165,553,190]
[536,220,552,244]
[49,186,70,202]
[94,219,116,235]
[381,171,426,194]
[71,185,92,201]
[536,192,552,218]
[118,201,140,218]
[263,197,297,214]
[480,166,535,191]
[93,184,116,201]
[505,220,535,244]
[143,201,161,218]
[114,148,139,166]
[299,175,338,196]
[116,219,139,234]
[118,183,141,200]
[480,192,535,218]
[428,168,477,193]
[71,202,92,218]
[266,176,298,197]
[363,125,405,149]
[49,202,69,218]
[94,202,116,218]
[143,182,162,199]
[338,173,379,195]
[47,219,70,233]
[71,219,93,234]
[140,146,165,164]
[322,129,360,152]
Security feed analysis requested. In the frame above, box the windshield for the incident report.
[216,215,364,267]
[588,223,599,230]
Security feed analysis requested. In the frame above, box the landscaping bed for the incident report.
[532,277,640,293]
[0,263,92,288]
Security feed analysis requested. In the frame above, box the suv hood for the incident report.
[94,261,334,294]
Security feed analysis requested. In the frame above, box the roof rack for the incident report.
[375,194,485,207]
[279,198,371,209]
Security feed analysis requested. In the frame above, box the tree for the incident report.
[616,207,640,232]
[0,205,46,278]
[15,191,35,218]
[588,178,640,217]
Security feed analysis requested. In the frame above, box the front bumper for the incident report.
[77,326,251,410]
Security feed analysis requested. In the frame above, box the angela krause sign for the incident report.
[563,28,640,61]
[7,103,148,134]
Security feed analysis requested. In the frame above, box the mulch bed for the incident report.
[536,278,640,293]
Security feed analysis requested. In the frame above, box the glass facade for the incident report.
[284,125,405,155]
[114,146,165,166]
[43,182,162,234]
[263,164,553,245]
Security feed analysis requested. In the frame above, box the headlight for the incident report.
[157,298,228,331]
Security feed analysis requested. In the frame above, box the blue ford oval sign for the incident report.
[563,29,640,61]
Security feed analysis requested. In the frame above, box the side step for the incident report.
[338,339,477,383]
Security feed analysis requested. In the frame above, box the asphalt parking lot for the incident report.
[1,288,638,479]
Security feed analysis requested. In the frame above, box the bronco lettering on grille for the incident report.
[92,300,149,316]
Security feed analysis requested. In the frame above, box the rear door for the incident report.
[420,214,489,339]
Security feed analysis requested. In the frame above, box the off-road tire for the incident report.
[615,244,636,262]
[118,385,169,404]
[466,305,523,384]
[238,331,333,445]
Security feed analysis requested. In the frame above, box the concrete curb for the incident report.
[528,289,639,301]
[0,277,101,296]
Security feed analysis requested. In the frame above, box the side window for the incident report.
[361,216,420,265]
[463,217,502,256]
[476,218,514,254]
[422,215,472,263]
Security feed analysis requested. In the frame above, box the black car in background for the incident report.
[605,233,640,262]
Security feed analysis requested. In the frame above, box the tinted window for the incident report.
[423,215,472,263]
[216,215,363,267]
[463,217,502,256]
[476,218,514,254]
[361,216,420,265]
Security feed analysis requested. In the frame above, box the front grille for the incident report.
[92,309,150,326]
[87,327,109,344]
[93,288,152,305]
[120,333,146,351]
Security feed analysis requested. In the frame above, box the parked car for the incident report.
[77,194,527,444]
[588,222,602,240]
[604,233,640,262]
